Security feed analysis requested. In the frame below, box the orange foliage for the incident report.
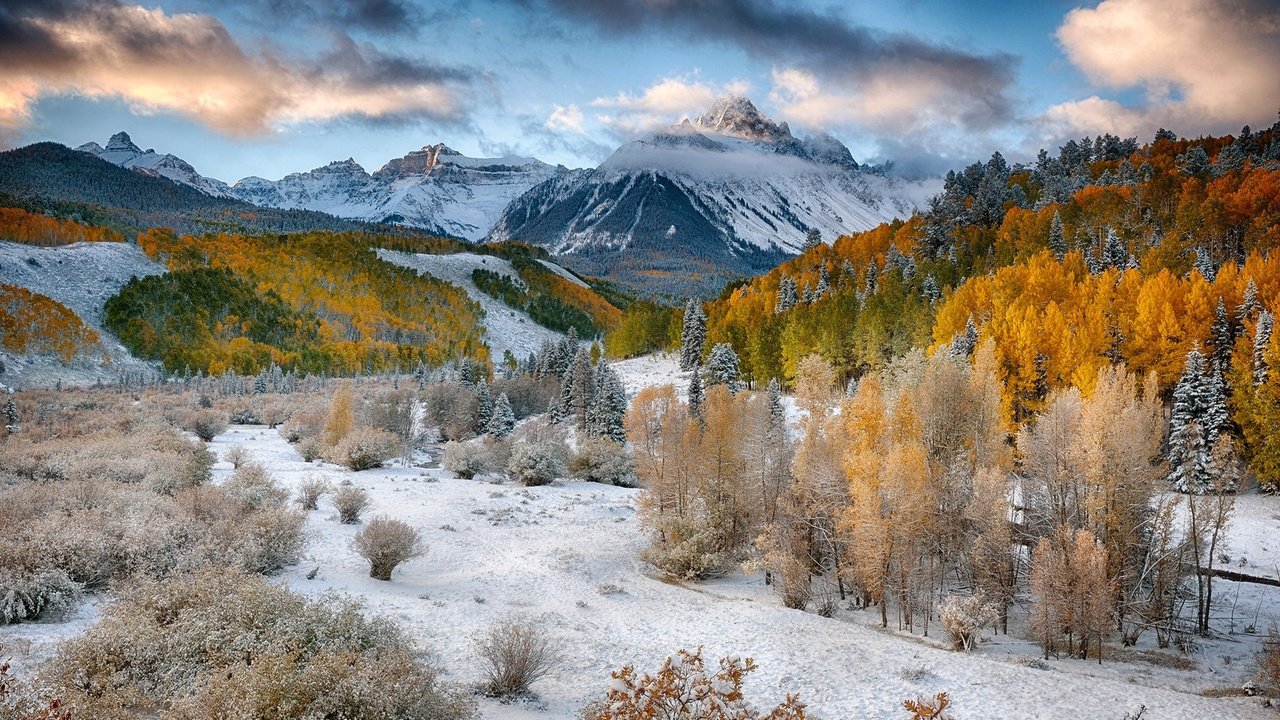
[0,284,102,364]
[0,208,123,246]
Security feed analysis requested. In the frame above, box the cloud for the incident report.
[1043,0,1280,139]
[545,103,585,133]
[0,1,473,142]
[590,76,752,137]
[530,0,1017,133]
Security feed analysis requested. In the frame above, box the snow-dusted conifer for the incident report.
[1193,246,1216,282]
[705,343,744,394]
[1255,310,1275,386]
[1169,421,1213,494]
[3,394,17,432]
[863,262,879,297]
[922,274,942,304]
[458,359,475,387]
[589,365,628,442]
[687,370,705,423]
[774,277,797,314]
[475,379,493,434]
[1237,280,1259,325]
[489,393,516,438]
[679,299,707,371]
[1104,228,1126,268]
[1209,299,1233,373]
[951,316,978,358]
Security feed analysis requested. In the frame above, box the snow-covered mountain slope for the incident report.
[375,250,566,361]
[0,240,164,386]
[230,145,566,241]
[487,96,940,296]
[77,132,235,198]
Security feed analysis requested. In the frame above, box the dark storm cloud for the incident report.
[526,0,1017,130]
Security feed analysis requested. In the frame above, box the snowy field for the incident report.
[0,240,163,387]
[377,250,566,361]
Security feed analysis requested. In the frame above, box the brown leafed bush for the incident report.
[473,615,560,698]
[223,444,249,468]
[330,426,401,471]
[585,647,807,720]
[184,409,228,442]
[222,461,289,509]
[333,486,371,524]
[42,569,474,720]
[353,517,424,581]
[296,475,332,510]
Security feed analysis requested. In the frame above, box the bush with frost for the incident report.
[353,517,424,581]
[939,593,998,652]
[569,437,637,487]
[222,461,289,509]
[330,427,401,471]
[296,475,332,510]
[0,569,83,625]
[473,615,560,698]
[333,486,371,524]
[183,409,227,442]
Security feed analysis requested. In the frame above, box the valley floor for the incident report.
[9,418,1275,719]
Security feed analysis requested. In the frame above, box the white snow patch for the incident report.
[376,250,565,361]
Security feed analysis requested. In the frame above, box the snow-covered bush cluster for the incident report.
[40,568,475,719]
[570,437,637,487]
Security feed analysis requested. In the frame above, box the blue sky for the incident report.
[4,0,1279,181]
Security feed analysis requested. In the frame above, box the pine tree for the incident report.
[254,372,268,394]
[687,369,705,424]
[679,299,707,371]
[566,348,595,429]
[804,227,822,249]
[1237,280,1260,326]
[475,379,493,434]
[705,343,744,394]
[1104,228,1126,268]
[1168,348,1225,491]
[458,359,475,387]
[1170,421,1213,494]
[1209,299,1234,373]
[589,364,628,442]
[1193,246,1216,282]
[767,378,785,439]
[951,316,978,358]
[863,262,879,297]
[3,393,18,431]
[1255,310,1275,386]
[774,277,797,314]
[922,274,942,304]
[814,264,830,298]
[489,392,516,438]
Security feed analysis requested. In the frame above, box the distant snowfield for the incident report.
[376,250,566,362]
[0,240,163,386]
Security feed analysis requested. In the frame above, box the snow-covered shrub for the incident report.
[42,569,475,720]
[173,485,305,575]
[280,399,327,443]
[639,504,731,581]
[261,400,290,429]
[333,486,371,524]
[473,615,559,698]
[222,461,288,509]
[507,441,566,487]
[183,409,227,442]
[353,517,424,581]
[297,436,324,462]
[569,437,637,487]
[940,593,998,652]
[442,438,509,479]
[0,569,83,625]
[228,405,260,425]
[223,444,249,468]
[296,475,332,510]
[422,382,480,440]
[330,427,401,471]
[585,647,807,720]
[363,388,418,450]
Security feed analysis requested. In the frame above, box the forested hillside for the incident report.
[692,124,1280,487]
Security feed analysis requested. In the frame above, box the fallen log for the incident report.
[1199,567,1280,587]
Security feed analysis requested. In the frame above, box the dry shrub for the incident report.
[280,399,327,443]
[639,503,732,581]
[492,376,558,419]
[223,444,249,468]
[297,436,324,462]
[296,475,332,510]
[353,517,424,581]
[334,486,371,524]
[569,437,637,487]
[903,692,954,720]
[330,427,401,471]
[184,409,228,442]
[1261,629,1280,692]
[222,461,289,509]
[585,647,806,720]
[473,615,559,698]
[442,439,508,479]
[0,426,212,494]
[42,569,475,720]
[364,388,418,449]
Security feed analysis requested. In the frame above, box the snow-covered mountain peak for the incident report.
[105,131,143,155]
[695,95,789,143]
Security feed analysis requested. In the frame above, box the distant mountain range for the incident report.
[64,96,936,296]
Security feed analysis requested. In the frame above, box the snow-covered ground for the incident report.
[377,250,567,362]
[3,418,1276,719]
[0,240,163,387]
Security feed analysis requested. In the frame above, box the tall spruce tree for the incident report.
[489,392,516,438]
[3,394,17,431]
[679,299,707,371]
[589,364,628,442]
[705,343,744,394]
[687,369,705,424]
[475,379,493,434]
[565,348,595,429]
[1209,299,1234,373]
[1255,310,1275,386]
[774,277,798,314]
[1167,347,1226,491]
